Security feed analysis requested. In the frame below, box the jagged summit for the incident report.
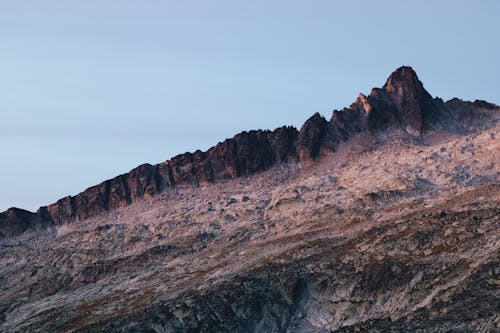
[340,66,437,136]
[382,66,436,135]
[0,67,498,238]
[383,66,423,93]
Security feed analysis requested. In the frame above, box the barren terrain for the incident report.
[1,125,499,332]
[0,67,499,332]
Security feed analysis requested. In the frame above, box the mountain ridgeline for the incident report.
[1,66,497,238]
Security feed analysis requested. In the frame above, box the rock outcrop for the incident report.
[382,65,437,135]
[0,208,53,238]
[296,113,332,160]
[1,66,498,237]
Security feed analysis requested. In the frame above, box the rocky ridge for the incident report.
[0,123,498,332]
[0,66,499,333]
[1,66,497,237]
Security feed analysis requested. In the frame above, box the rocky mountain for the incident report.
[0,66,498,332]
[1,66,496,237]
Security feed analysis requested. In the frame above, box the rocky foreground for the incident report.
[0,67,499,332]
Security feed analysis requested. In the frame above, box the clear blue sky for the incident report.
[1,1,499,211]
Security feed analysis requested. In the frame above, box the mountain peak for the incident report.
[380,66,434,135]
[384,66,419,85]
[383,66,426,98]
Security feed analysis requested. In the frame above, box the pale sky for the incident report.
[1,0,499,211]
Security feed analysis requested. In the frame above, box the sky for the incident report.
[0,1,499,212]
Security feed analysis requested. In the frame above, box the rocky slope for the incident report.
[1,66,496,237]
[0,67,499,332]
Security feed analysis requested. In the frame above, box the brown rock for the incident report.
[0,208,53,238]
[296,113,336,160]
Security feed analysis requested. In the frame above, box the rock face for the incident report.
[43,163,169,225]
[1,66,498,237]
[170,126,299,184]
[382,65,436,135]
[0,208,52,238]
[296,113,336,160]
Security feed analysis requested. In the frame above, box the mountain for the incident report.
[0,66,498,332]
[1,66,496,237]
